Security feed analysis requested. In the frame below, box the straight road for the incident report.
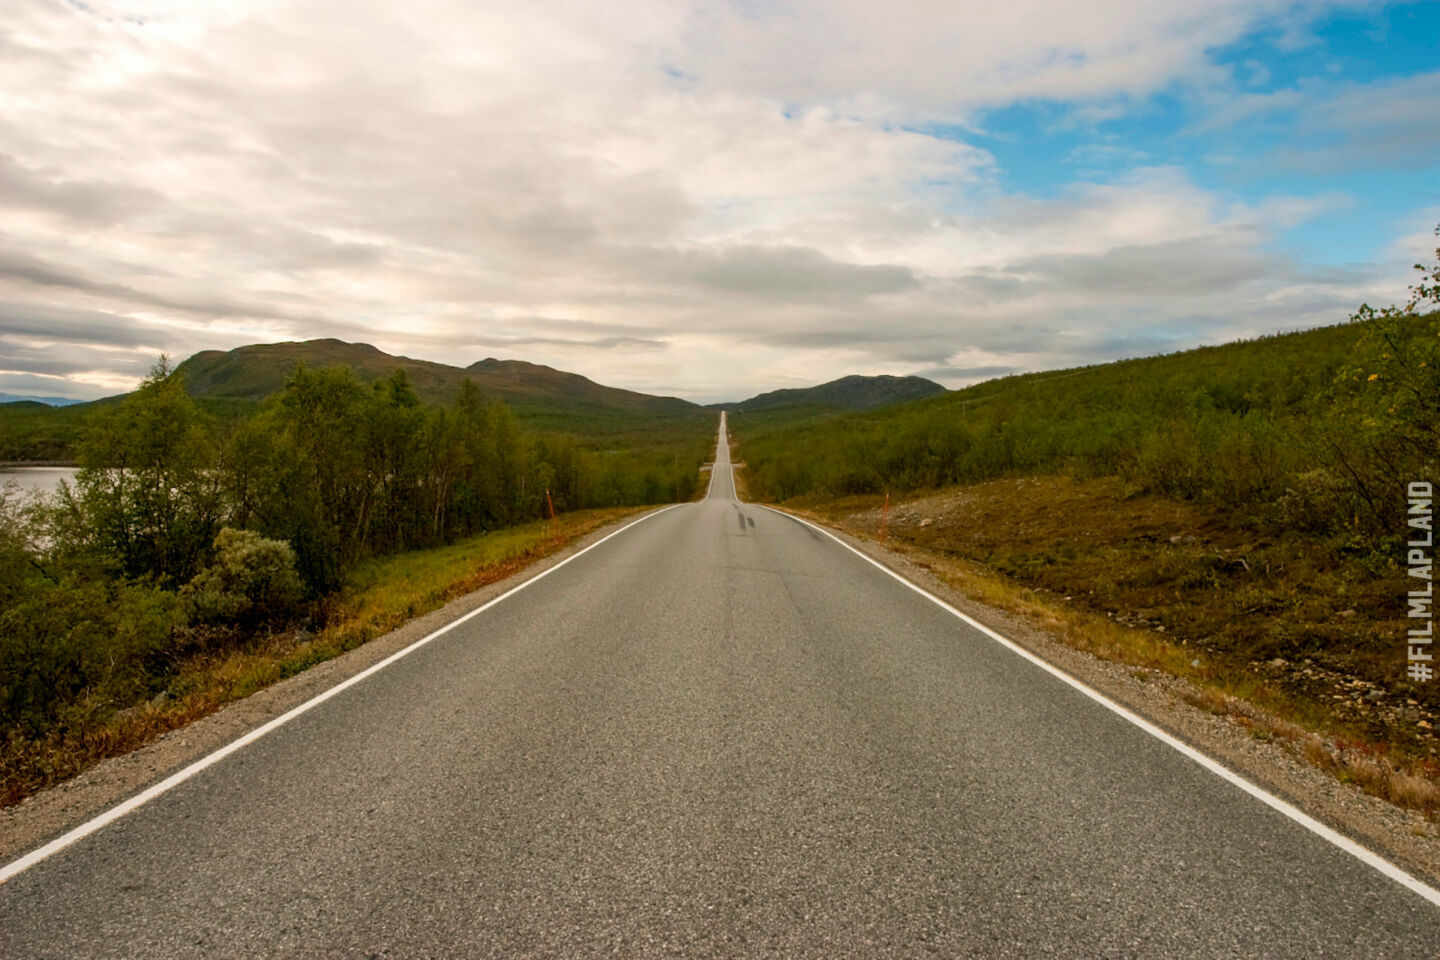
[3,413,1439,957]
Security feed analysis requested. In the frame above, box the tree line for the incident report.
[1,363,707,739]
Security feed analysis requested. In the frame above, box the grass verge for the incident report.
[0,505,645,807]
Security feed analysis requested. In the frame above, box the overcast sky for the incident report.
[2,1,1438,403]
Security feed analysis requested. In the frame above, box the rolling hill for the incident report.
[716,374,946,413]
[175,340,701,420]
[0,394,87,406]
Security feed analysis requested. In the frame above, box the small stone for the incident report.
[1419,720,1434,730]
[919,518,933,527]
[1191,659,1201,668]
[1338,609,1356,618]
[1270,658,1288,668]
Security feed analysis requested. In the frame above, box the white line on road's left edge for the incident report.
[0,502,685,886]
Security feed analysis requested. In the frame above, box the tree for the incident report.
[236,364,375,593]
[1328,225,1440,536]
[71,356,222,586]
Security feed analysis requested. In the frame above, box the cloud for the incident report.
[682,245,917,300]
[0,0,1422,402]
[1278,70,1440,173]
[0,301,172,347]
[460,334,667,351]
[0,153,163,226]
[1192,69,1440,174]
[1006,236,1282,297]
[674,0,1321,119]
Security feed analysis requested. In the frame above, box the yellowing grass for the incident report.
[287,507,643,673]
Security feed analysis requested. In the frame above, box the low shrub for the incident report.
[182,527,304,628]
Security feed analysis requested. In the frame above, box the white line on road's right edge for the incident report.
[0,502,685,887]
[755,504,1440,910]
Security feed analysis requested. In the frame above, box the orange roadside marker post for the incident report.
[546,489,559,545]
[880,491,890,545]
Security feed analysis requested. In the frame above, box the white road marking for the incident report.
[0,502,685,886]
[756,502,1440,909]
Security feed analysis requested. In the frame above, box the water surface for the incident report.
[0,466,79,498]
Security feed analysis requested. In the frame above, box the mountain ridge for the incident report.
[0,394,88,407]
[714,373,947,412]
[175,339,700,419]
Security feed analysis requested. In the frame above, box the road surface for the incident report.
[3,413,1439,957]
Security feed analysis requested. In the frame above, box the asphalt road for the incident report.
[4,413,1440,957]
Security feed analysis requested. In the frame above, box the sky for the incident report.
[1,0,1438,404]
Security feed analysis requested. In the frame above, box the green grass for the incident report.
[334,509,630,630]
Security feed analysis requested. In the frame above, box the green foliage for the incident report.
[69,358,224,586]
[183,528,304,627]
[0,400,95,461]
[0,571,183,736]
[1323,227,1440,536]
[214,365,705,592]
[0,488,184,736]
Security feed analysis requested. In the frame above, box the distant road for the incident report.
[3,413,1439,957]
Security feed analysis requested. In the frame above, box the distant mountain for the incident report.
[0,394,87,406]
[174,339,702,420]
[717,374,946,412]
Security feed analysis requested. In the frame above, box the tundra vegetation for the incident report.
[0,365,708,803]
[733,231,1440,815]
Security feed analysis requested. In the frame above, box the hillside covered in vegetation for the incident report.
[714,373,946,413]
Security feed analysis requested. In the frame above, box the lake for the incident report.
[0,466,79,498]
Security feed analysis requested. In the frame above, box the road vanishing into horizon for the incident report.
[3,412,1440,957]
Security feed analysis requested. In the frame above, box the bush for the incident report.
[0,577,183,734]
[183,528,304,628]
